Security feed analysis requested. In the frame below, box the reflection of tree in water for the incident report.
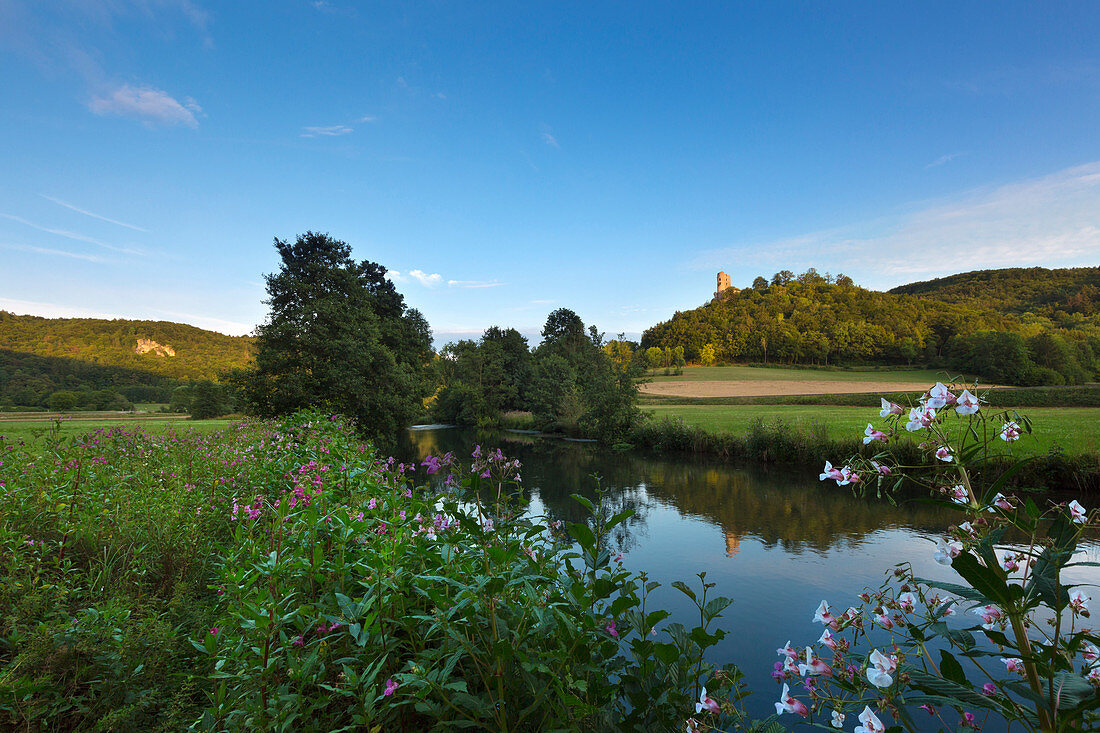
[400,428,959,556]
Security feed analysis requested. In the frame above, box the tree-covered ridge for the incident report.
[0,311,254,381]
[889,266,1100,321]
[641,269,1100,385]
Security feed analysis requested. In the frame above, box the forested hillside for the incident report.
[889,267,1100,321]
[0,312,254,380]
[641,269,1100,386]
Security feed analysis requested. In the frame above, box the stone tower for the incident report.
[715,271,731,299]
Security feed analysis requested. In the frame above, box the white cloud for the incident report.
[926,152,966,169]
[88,84,201,127]
[693,160,1100,289]
[447,280,503,289]
[0,242,105,263]
[541,132,559,148]
[0,213,141,254]
[300,124,354,137]
[409,269,443,287]
[153,310,255,336]
[386,269,407,283]
[357,114,378,123]
[39,194,148,232]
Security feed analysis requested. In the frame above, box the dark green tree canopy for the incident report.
[243,232,433,443]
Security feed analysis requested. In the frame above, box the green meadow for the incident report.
[643,404,1100,455]
[643,365,950,384]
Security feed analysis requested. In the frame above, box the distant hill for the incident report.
[889,267,1100,319]
[641,268,1100,386]
[0,312,254,381]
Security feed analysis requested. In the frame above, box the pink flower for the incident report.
[989,493,1014,511]
[819,628,838,650]
[813,601,838,629]
[1070,500,1087,524]
[982,682,996,695]
[897,592,917,613]
[695,686,720,715]
[383,678,398,696]
[854,705,885,733]
[863,423,888,444]
[798,646,831,676]
[1000,421,1021,442]
[293,634,305,647]
[774,683,808,717]
[605,621,619,638]
[871,460,892,476]
[866,649,897,688]
[920,703,936,714]
[971,604,1004,630]
[880,398,905,417]
[935,445,954,462]
[209,627,219,636]
[1002,657,1024,674]
[955,389,980,415]
[924,382,956,409]
[1070,588,1091,614]
[946,484,969,506]
[905,405,936,432]
[819,461,844,483]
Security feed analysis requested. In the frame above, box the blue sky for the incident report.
[2,2,1100,344]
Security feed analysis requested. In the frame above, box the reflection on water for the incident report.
[400,427,1100,727]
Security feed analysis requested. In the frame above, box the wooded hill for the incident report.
[640,268,1100,386]
[0,312,254,407]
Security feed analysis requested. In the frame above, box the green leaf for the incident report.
[670,580,697,603]
[567,522,596,552]
[570,493,596,514]
[939,649,967,686]
[951,552,1011,606]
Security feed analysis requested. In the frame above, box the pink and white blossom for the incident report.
[1069,589,1091,614]
[1082,642,1100,666]
[1002,657,1025,674]
[880,398,905,417]
[819,628,838,650]
[854,706,886,733]
[989,493,1014,512]
[1070,500,1088,524]
[814,600,838,629]
[906,405,936,432]
[863,423,888,444]
[874,612,894,630]
[971,604,1004,630]
[1000,421,1021,442]
[935,445,954,462]
[774,683,809,717]
[798,646,831,676]
[866,649,897,688]
[695,686,720,715]
[924,382,957,409]
[819,461,845,483]
[831,710,845,729]
[955,389,980,415]
[897,592,917,613]
[871,460,892,476]
[946,484,969,506]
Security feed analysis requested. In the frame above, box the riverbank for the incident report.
[628,412,1100,493]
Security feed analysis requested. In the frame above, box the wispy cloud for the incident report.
[0,242,105,263]
[692,161,1100,288]
[409,269,443,287]
[300,124,354,138]
[0,213,142,254]
[540,132,559,148]
[39,194,148,232]
[89,83,202,127]
[357,114,378,123]
[386,269,408,283]
[0,297,120,320]
[926,151,967,169]
[447,279,504,289]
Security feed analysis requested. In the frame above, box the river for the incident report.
[401,426,1100,727]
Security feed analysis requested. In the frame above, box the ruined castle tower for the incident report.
[715,271,731,298]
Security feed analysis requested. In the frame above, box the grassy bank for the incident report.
[0,415,233,441]
[640,384,1100,408]
[630,408,1100,493]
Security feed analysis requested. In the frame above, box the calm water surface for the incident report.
[401,426,1100,726]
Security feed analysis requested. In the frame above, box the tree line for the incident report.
[641,268,1100,385]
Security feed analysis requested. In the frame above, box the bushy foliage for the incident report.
[0,349,173,408]
[1,411,754,731]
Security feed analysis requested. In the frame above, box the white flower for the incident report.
[955,389,980,415]
[866,649,897,688]
[854,705,885,733]
[1070,500,1087,524]
[830,709,845,728]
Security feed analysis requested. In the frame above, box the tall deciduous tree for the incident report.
[242,232,433,443]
